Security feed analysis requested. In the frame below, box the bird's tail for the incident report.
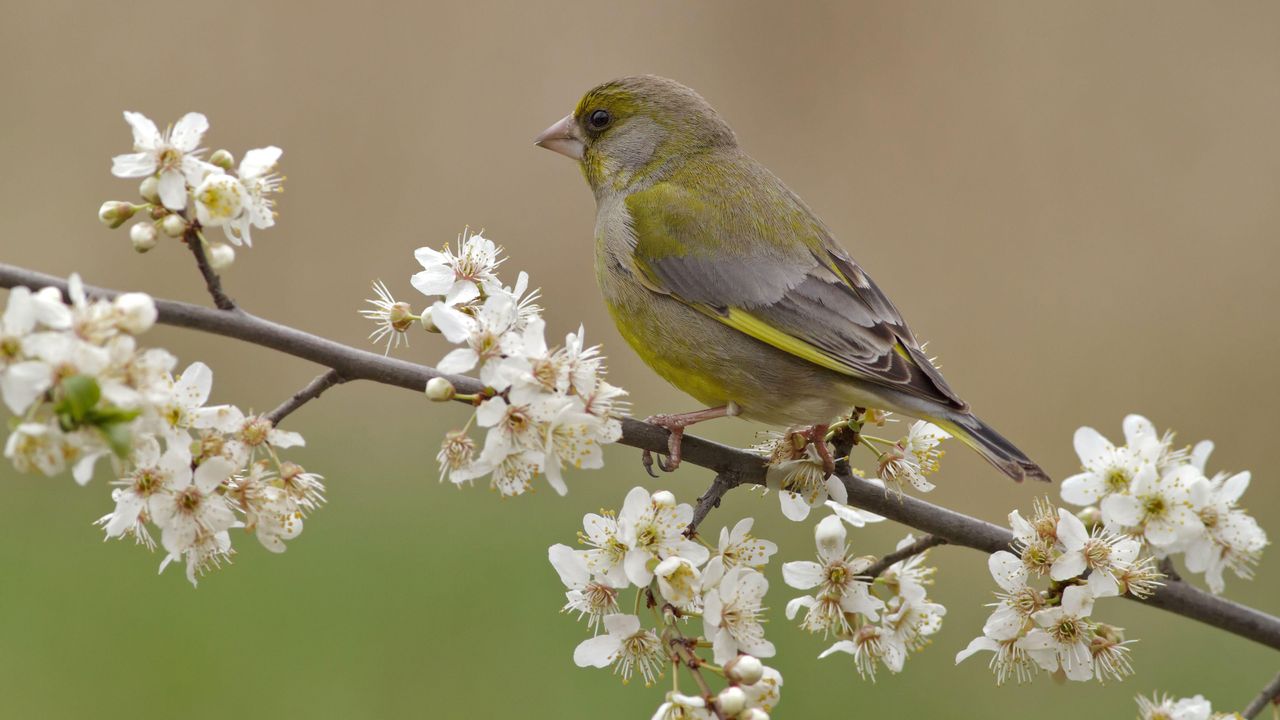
[933,412,1051,483]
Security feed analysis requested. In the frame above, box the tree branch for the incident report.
[1243,669,1280,719]
[2,262,1278,654]
[265,369,346,425]
[864,534,947,580]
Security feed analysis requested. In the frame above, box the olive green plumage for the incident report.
[543,75,1048,483]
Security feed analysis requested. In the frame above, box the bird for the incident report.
[534,75,1049,484]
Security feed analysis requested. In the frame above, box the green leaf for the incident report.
[99,422,134,459]
[56,375,101,425]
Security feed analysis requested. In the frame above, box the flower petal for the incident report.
[158,170,188,210]
[955,636,999,664]
[170,112,209,152]
[111,152,157,178]
[781,560,824,590]
[573,634,619,668]
[1073,426,1114,465]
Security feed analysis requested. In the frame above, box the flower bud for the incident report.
[139,176,162,204]
[724,654,764,685]
[129,223,158,252]
[113,292,158,334]
[98,201,136,229]
[739,709,769,720]
[815,514,844,557]
[161,213,188,238]
[420,310,440,333]
[208,243,235,270]
[1077,506,1102,530]
[651,490,676,508]
[425,377,456,402]
[210,149,235,171]
[389,302,415,333]
[715,687,746,717]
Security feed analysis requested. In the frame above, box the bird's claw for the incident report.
[639,414,687,474]
[803,423,835,477]
[642,449,660,478]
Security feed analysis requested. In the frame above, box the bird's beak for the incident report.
[534,113,584,160]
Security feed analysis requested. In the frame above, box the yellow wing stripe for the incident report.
[718,307,866,378]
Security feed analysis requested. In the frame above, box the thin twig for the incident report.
[864,534,948,579]
[670,635,725,719]
[2,263,1279,653]
[265,369,346,426]
[1243,670,1280,718]
[184,228,237,310]
[1159,557,1183,582]
[687,471,741,535]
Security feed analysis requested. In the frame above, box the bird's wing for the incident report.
[624,176,968,411]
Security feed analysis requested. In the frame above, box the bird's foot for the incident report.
[800,423,835,477]
[642,418,686,476]
[639,405,735,477]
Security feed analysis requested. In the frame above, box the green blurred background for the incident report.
[2,1,1277,717]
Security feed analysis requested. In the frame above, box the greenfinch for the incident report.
[536,75,1048,483]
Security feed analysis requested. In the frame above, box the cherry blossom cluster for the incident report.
[550,486,783,719]
[783,513,946,680]
[751,414,949,522]
[1,276,323,585]
[100,111,283,268]
[1136,692,1244,720]
[956,498,1162,684]
[363,229,627,496]
[1060,414,1267,594]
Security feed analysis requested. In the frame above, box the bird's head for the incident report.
[535,75,736,194]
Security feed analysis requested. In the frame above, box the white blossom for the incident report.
[235,146,283,244]
[619,486,708,586]
[573,613,665,685]
[1019,584,1097,682]
[1050,508,1141,597]
[783,515,883,636]
[703,517,777,580]
[1184,450,1267,593]
[193,172,251,243]
[111,111,212,210]
[411,230,504,307]
[819,624,906,681]
[1136,693,1216,720]
[654,556,702,611]
[431,293,520,387]
[703,566,775,664]
[1101,464,1200,549]
[877,421,950,492]
[549,543,618,632]
[651,693,711,720]
[755,433,847,521]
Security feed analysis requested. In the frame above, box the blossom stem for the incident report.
[3,263,1278,653]
[183,225,237,311]
[662,614,726,720]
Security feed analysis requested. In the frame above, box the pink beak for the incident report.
[534,113,585,160]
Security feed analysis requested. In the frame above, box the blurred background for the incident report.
[2,1,1277,717]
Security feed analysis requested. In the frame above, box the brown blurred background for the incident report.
[1,1,1277,718]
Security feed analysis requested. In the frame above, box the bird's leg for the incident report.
[800,423,835,477]
[641,403,738,476]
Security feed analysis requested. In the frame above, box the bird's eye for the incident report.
[587,109,612,130]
